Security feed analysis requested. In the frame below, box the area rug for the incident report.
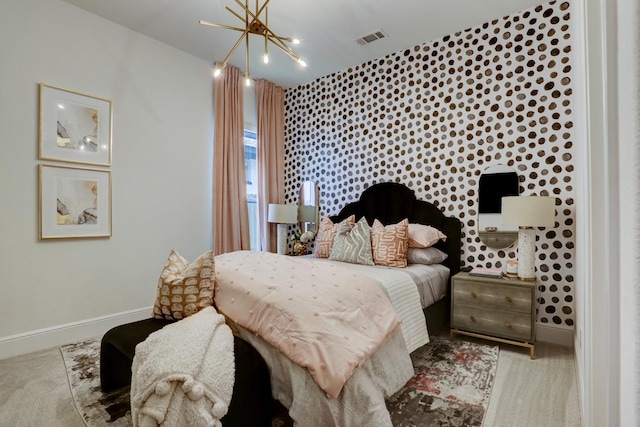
[61,335,497,427]
[61,338,130,426]
[387,335,499,426]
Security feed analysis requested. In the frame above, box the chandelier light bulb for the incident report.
[213,68,222,78]
[297,58,307,67]
[292,38,300,44]
[263,53,269,64]
[245,76,251,87]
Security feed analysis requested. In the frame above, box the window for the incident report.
[244,129,259,250]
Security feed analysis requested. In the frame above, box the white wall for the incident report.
[617,0,640,423]
[579,0,640,425]
[0,0,214,358]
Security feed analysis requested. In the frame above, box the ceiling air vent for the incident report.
[356,29,387,45]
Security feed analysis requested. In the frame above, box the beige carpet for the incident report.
[482,341,581,427]
[0,346,85,427]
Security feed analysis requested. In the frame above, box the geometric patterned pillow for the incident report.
[329,217,375,266]
[152,250,215,321]
[314,215,355,258]
[407,223,447,248]
[371,218,409,268]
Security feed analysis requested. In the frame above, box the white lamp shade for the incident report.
[298,205,318,223]
[501,196,555,227]
[268,203,298,224]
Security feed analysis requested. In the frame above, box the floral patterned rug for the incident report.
[61,335,497,426]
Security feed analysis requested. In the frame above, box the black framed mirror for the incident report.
[478,164,519,249]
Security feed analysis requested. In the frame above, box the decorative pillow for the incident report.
[408,223,447,248]
[314,215,355,258]
[370,219,409,268]
[406,247,448,265]
[329,217,375,266]
[152,250,215,321]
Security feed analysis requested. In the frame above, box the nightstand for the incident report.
[450,272,536,359]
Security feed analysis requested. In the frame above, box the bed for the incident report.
[214,182,461,426]
[329,181,461,333]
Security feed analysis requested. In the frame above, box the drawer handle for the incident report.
[470,292,477,298]
[505,321,512,328]
[505,296,512,303]
[470,316,476,322]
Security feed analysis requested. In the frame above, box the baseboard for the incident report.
[0,307,152,360]
[536,323,574,347]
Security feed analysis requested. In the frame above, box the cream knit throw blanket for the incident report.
[131,307,235,427]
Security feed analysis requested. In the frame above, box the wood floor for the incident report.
[0,338,581,426]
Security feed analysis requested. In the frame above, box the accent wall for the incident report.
[284,0,577,332]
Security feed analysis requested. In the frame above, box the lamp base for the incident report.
[516,227,536,281]
[276,223,288,255]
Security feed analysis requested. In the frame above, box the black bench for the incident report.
[100,318,273,427]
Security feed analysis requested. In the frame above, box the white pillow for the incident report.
[407,223,447,248]
[406,247,448,265]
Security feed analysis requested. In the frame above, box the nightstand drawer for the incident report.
[453,280,533,313]
[452,303,533,342]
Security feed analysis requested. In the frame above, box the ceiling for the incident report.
[62,0,545,89]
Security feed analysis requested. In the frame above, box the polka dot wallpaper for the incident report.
[284,0,576,329]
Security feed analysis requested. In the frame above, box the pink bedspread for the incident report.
[214,251,402,398]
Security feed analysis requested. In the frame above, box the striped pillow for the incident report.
[371,219,409,268]
[314,215,355,258]
[329,217,375,266]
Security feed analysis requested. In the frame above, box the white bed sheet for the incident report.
[403,263,450,308]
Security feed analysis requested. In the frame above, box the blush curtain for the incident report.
[213,65,250,254]
[256,79,286,253]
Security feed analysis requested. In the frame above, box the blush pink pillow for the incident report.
[314,215,355,258]
[407,223,447,248]
[371,219,409,268]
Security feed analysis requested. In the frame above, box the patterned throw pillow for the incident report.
[152,250,215,320]
[407,223,447,248]
[314,215,355,258]
[329,217,375,266]
[371,219,409,268]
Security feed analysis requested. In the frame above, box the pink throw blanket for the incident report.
[214,251,401,398]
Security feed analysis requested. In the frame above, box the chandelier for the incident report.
[199,0,306,86]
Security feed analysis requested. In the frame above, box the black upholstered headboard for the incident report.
[329,182,461,276]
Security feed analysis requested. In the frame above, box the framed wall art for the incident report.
[39,164,112,239]
[39,83,112,166]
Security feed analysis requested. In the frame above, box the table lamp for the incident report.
[268,203,298,255]
[501,196,555,281]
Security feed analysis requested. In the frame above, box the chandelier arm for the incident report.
[225,6,245,23]
[245,23,250,79]
[269,39,300,63]
[219,29,250,69]
[245,0,249,79]
[255,0,272,19]
[199,20,246,33]
[267,35,300,62]
[267,34,293,52]
[232,0,260,23]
